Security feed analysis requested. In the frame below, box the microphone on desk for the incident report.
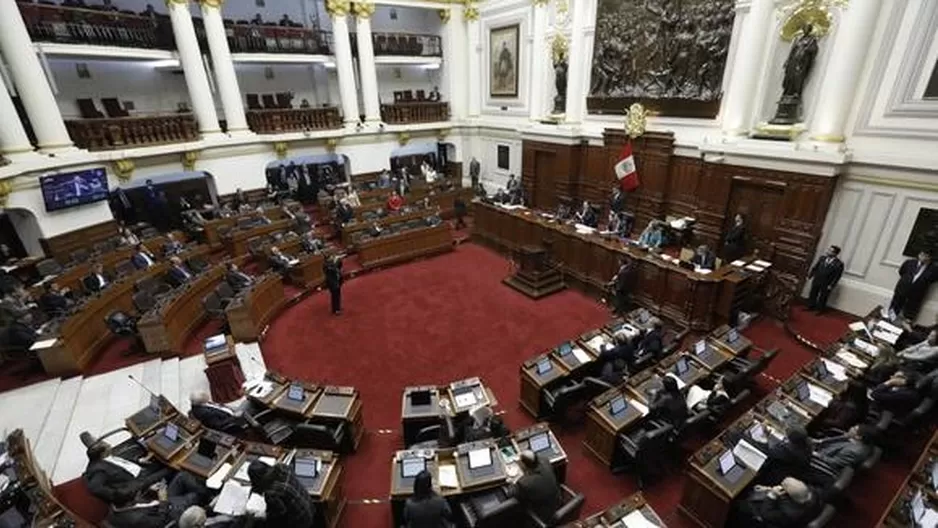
[128,374,169,406]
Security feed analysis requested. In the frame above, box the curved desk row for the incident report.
[203,205,289,247]
[357,223,453,270]
[572,492,668,527]
[340,207,436,247]
[125,397,345,528]
[472,202,764,331]
[35,245,212,375]
[225,273,287,343]
[223,219,294,257]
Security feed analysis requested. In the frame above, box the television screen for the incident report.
[40,168,109,212]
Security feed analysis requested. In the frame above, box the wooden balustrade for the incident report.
[380,102,450,124]
[18,2,174,49]
[246,107,342,134]
[65,114,198,151]
[371,32,441,57]
[227,24,331,54]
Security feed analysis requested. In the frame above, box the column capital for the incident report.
[439,9,451,24]
[196,0,225,8]
[532,0,549,6]
[164,0,189,8]
[326,0,352,17]
[352,1,375,19]
[463,0,479,22]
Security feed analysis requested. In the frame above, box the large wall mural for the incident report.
[588,0,735,118]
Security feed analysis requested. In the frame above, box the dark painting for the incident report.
[588,0,735,117]
[903,208,938,257]
[497,145,510,170]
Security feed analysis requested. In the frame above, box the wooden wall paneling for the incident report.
[445,162,463,180]
[522,140,582,210]
[693,162,733,252]
[601,130,675,231]
[40,220,118,261]
[666,156,702,219]
[579,145,613,209]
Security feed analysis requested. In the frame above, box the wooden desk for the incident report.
[583,384,649,467]
[356,223,452,270]
[289,252,326,289]
[225,273,286,342]
[138,264,226,354]
[224,219,293,257]
[311,386,365,451]
[401,386,443,446]
[519,352,570,419]
[656,353,710,389]
[878,430,938,527]
[473,202,755,330]
[341,208,431,246]
[273,383,321,417]
[574,493,668,527]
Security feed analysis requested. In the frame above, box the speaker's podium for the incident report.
[503,245,565,299]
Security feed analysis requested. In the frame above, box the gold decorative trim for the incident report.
[197,0,224,7]
[439,9,451,23]
[326,138,338,153]
[625,103,649,139]
[464,0,479,21]
[808,133,845,143]
[352,1,375,19]
[113,159,135,182]
[532,0,550,6]
[778,0,848,41]
[181,150,199,171]
[164,0,189,7]
[397,132,411,146]
[274,141,289,159]
[0,180,14,207]
[326,0,352,17]
[548,33,569,63]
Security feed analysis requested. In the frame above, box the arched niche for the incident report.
[2,207,43,257]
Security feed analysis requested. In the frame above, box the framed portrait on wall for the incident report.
[490,24,520,97]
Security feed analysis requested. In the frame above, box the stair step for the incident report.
[160,357,181,412]
[0,378,60,448]
[177,355,209,416]
[236,342,267,381]
[139,358,163,409]
[34,377,82,474]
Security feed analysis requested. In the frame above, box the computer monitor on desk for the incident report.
[609,396,627,416]
[528,432,551,454]
[468,447,492,470]
[401,457,426,478]
[410,389,432,407]
[675,357,689,376]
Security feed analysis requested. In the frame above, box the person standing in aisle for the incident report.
[324,255,344,315]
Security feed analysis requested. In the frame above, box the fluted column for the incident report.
[353,2,380,123]
[0,0,73,152]
[809,0,882,142]
[528,2,549,120]
[563,0,594,123]
[441,7,468,120]
[198,0,250,134]
[0,84,34,156]
[166,0,221,137]
[327,1,360,126]
[465,7,481,117]
[721,0,775,135]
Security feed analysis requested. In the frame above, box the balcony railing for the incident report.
[226,24,331,55]
[65,114,198,151]
[246,107,342,134]
[371,32,441,57]
[19,3,174,49]
[381,102,449,124]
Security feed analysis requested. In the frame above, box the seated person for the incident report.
[599,358,629,386]
[462,405,508,442]
[163,233,184,256]
[268,246,296,274]
[347,189,362,208]
[634,318,665,362]
[815,380,869,432]
[335,199,354,225]
[759,426,812,485]
[870,370,922,412]
[574,201,598,228]
[81,433,172,505]
[131,243,158,269]
[247,460,317,528]
[507,450,561,522]
[897,330,938,366]
[104,472,208,528]
[637,220,665,249]
[811,424,876,472]
[686,376,730,414]
[403,470,452,528]
[177,506,238,528]
[599,329,636,366]
[39,282,72,318]
[732,477,819,528]
[897,312,938,350]
[189,391,247,433]
[225,263,253,290]
[300,233,325,254]
[253,207,272,225]
[118,226,140,247]
[387,191,404,213]
[378,170,392,189]
[690,244,716,270]
[83,262,112,293]
[0,287,34,324]
[648,376,687,428]
[167,256,194,285]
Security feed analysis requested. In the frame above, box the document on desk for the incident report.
[246,493,266,517]
[438,464,459,488]
[454,392,477,408]
[685,386,711,411]
[587,335,608,351]
[745,264,765,272]
[206,463,233,490]
[572,347,592,364]
[29,338,58,351]
[621,509,660,528]
[820,359,848,381]
[248,381,274,399]
[806,383,833,408]
[696,269,712,275]
[876,319,904,335]
[853,338,880,357]
[629,399,649,416]
[754,260,772,268]
[731,260,746,267]
[835,350,868,369]
[872,329,900,345]
[214,480,251,516]
[665,372,686,390]
[920,508,938,528]
[733,439,768,471]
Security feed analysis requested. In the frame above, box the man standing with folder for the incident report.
[806,245,844,313]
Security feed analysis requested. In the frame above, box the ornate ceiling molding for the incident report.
[197,0,224,8]
[113,159,135,182]
[352,2,376,19]
[325,0,352,17]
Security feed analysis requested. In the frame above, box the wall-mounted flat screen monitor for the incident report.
[40,168,109,212]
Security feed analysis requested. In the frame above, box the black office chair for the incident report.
[202,292,227,326]
[70,248,90,265]
[187,256,208,273]
[243,408,294,445]
[135,276,172,297]
[411,412,456,449]
[524,484,585,528]
[36,258,63,278]
[290,421,349,453]
[542,379,588,425]
[105,310,145,357]
[458,489,520,528]
[806,504,837,528]
[114,260,136,278]
[132,291,156,313]
[215,282,235,308]
[612,421,673,489]
[724,348,780,383]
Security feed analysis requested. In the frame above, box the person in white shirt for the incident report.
[83,262,111,293]
[898,330,938,365]
[80,432,173,505]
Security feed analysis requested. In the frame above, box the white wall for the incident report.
[235,63,326,108]
[466,129,522,192]
[371,5,440,34]
[375,65,441,105]
[476,1,533,119]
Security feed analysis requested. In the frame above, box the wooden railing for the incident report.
[65,114,198,151]
[381,102,450,124]
[227,24,331,55]
[246,107,342,134]
[370,32,441,57]
[18,2,174,49]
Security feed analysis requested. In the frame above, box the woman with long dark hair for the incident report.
[403,470,452,528]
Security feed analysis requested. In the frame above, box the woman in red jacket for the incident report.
[386,190,404,212]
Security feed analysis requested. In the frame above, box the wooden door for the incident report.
[533,151,557,210]
[725,180,783,258]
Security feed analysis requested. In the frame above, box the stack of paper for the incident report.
[821,359,848,381]
[876,319,903,335]
[835,350,868,369]
[806,384,833,407]
[853,338,880,357]
[754,260,773,268]
[731,260,746,267]
[571,347,592,364]
[454,392,477,408]
[587,335,608,351]
[745,264,765,272]
[696,269,712,275]
[621,509,660,528]
[207,463,233,490]
[733,439,768,471]
[246,493,266,517]
[685,386,711,410]
[29,338,58,351]
[872,328,900,345]
[629,399,650,416]
[848,321,874,341]
[438,464,459,488]
[214,480,251,516]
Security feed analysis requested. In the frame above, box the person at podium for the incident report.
[690,244,716,270]
[637,220,665,249]
[225,263,254,291]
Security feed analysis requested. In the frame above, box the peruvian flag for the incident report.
[614,140,640,192]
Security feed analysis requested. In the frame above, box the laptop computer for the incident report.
[557,342,573,357]
[726,328,739,344]
[717,450,744,483]
[536,358,552,375]
[400,457,426,478]
[675,357,689,375]
[410,389,432,407]
[529,432,551,453]
[609,396,627,416]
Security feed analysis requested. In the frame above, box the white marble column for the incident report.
[466,13,481,117]
[166,0,221,137]
[441,8,468,120]
[0,84,34,156]
[528,3,549,120]
[199,0,250,135]
[329,5,360,126]
[721,0,775,135]
[563,0,595,123]
[354,6,380,124]
[0,0,73,152]
[809,0,882,142]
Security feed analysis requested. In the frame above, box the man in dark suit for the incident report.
[324,255,343,315]
[885,250,937,321]
[300,232,325,254]
[690,244,717,270]
[648,375,687,428]
[131,243,157,269]
[607,256,634,315]
[759,426,811,485]
[509,450,561,523]
[635,318,665,361]
[723,213,747,262]
[335,199,354,225]
[103,472,208,528]
[812,424,876,472]
[870,370,922,412]
[167,256,193,285]
[807,245,844,313]
[39,282,72,318]
[83,262,111,293]
[162,233,184,256]
[732,477,819,528]
[268,246,295,276]
[81,433,172,505]
[225,263,253,291]
[599,330,637,366]
[189,392,246,433]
